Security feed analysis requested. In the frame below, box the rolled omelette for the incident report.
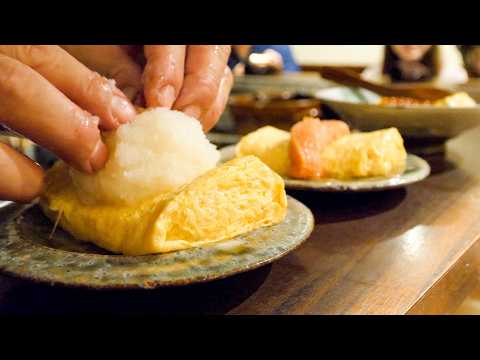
[40,156,287,255]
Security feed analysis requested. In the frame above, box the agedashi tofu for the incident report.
[321,128,407,179]
[236,126,291,177]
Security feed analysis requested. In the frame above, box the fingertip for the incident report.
[0,143,45,203]
[87,139,108,173]
[201,67,234,132]
[154,85,176,108]
[19,165,45,203]
[202,118,216,133]
[182,105,203,119]
[111,94,137,125]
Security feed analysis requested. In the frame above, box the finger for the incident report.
[0,54,108,173]
[202,67,234,132]
[0,143,44,203]
[143,45,186,108]
[0,45,136,131]
[173,45,231,125]
[62,45,143,100]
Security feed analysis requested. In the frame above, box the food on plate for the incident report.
[40,108,287,255]
[378,92,476,108]
[378,97,434,106]
[434,92,477,107]
[236,126,291,176]
[234,117,408,181]
[289,117,350,179]
[321,128,407,179]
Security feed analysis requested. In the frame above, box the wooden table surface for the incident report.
[1,128,480,315]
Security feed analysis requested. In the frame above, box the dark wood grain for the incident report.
[228,127,480,314]
[1,128,480,315]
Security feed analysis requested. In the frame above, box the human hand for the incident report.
[62,45,234,131]
[0,45,137,202]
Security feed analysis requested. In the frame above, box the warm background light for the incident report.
[291,45,463,67]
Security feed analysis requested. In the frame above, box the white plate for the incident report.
[220,145,431,192]
[0,201,11,208]
[315,86,480,139]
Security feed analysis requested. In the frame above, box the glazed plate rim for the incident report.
[0,196,314,290]
[220,145,431,192]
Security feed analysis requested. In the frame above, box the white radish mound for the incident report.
[70,108,220,205]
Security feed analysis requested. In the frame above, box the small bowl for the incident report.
[228,93,322,135]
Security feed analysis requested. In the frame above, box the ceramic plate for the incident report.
[0,201,11,208]
[0,196,313,289]
[220,145,430,192]
[233,73,332,95]
[315,86,480,139]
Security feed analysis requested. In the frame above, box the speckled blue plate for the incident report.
[0,196,313,289]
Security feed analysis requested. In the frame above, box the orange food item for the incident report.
[378,97,434,106]
[289,117,350,179]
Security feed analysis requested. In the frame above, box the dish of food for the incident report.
[378,92,476,108]
[40,108,291,256]
[316,86,480,139]
[0,108,314,288]
[221,118,430,192]
[0,196,313,289]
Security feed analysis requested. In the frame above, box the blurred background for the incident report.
[293,45,462,67]
[216,45,480,144]
[4,45,480,161]
[294,45,405,66]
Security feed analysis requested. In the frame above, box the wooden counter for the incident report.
[1,128,480,315]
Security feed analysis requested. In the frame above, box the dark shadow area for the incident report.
[0,202,22,221]
[0,264,271,315]
[288,188,407,225]
[404,138,457,176]
[423,153,457,175]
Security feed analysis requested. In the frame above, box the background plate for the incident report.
[315,86,480,139]
[221,145,430,192]
[0,196,313,289]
